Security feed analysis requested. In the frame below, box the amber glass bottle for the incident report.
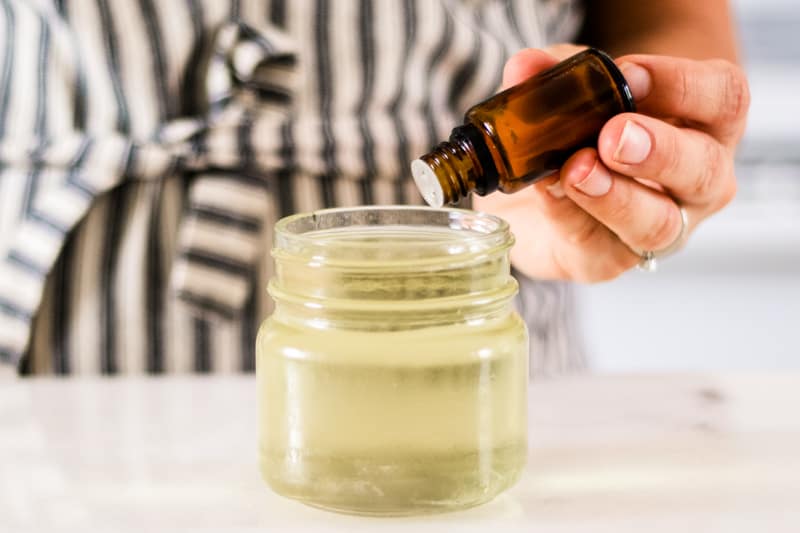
[411,48,634,207]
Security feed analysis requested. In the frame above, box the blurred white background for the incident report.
[577,0,800,371]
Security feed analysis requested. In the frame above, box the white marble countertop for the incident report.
[2,374,799,532]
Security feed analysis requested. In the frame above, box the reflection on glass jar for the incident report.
[257,206,529,515]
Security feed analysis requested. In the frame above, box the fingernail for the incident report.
[614,120,652,165]
[546,180,566,199]
[573,160,612,197]
[619,63,652,101]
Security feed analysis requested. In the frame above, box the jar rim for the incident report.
[273,205,512,265]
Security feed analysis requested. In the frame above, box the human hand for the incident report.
[473,46,750,281]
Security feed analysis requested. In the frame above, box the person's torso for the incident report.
[0,0,585,375]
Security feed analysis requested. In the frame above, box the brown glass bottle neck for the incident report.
[452,124,499,195]
[417,124,499,205]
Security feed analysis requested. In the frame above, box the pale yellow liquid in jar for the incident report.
[257,227,528,515]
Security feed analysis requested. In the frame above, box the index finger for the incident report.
[501,48,559,90]
[616,54,750,144]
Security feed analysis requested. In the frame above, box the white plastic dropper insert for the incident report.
[410,159,445,208]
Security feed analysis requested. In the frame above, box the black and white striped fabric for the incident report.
[0,0,585,376]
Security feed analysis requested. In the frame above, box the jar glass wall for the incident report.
[256,206,529,515]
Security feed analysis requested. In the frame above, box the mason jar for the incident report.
[256,206,528,515]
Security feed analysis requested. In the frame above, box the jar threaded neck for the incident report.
[269,207,516,326]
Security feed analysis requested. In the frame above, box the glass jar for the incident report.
[256,206,529,515]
